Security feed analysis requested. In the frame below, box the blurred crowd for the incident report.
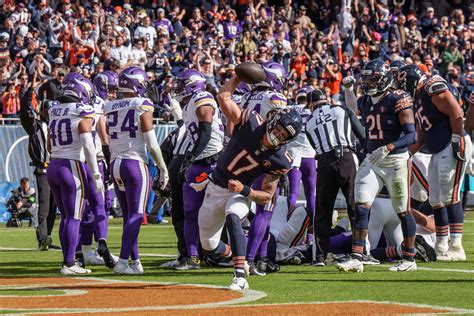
[0,0,473,121]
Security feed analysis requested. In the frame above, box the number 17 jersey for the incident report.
[104,97,155,164]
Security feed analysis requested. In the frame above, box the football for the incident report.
[235,62,266,84]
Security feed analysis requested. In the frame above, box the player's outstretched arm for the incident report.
[217,75,242,125]
[140,111,169,189]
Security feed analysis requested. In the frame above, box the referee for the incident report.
[19,86,57,251]
[305,89,365,266]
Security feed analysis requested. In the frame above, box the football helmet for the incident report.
[397,64,426,98]
[361,59,393,96]
[262,61,288,91]
[118,66,149,96]
[63,73,95,104]
[173,69,207,101]
[265,108,302,147]
[93,71,119,100]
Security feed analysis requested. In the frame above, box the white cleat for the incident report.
[60,263,91,275]
[130,259,144,274]
[229,277,249,291]
[335,258,364,273]
[114,259,135,275]
[84,251,105,265]
[449,245,466,261]
[436,252,454,261]
[388,260,417,272]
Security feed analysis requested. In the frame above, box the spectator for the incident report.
[1,82,20,123]
[37,68,65,101]
[440,41,465,77]
[110,35,132,69]
[12,177,38,228]
[322,58,343,102]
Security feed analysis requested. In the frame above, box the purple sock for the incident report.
[300,157,316,219]
[62,218,81,265]
[246,208,273,262]
[287,167,302,210]
[258,225,271,259]
[120,212,142,260]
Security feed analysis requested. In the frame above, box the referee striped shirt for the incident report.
[171,125,193,156]
[306,104,363,155]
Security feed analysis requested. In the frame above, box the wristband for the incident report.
[240,185,251,197]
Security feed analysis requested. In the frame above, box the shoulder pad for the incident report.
[138,98,155,112]
[193,91,215,107]
[424,75,448,96]
[77,104,96,118]
[393,92,413,113]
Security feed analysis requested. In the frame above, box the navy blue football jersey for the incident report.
[211,109,292,187]
[358,90,413,154]
[414,76,460,154]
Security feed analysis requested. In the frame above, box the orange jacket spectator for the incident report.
[1,87,21,116]
[290,51,310,79]
[67,41,94,67]
[322,61,343,96]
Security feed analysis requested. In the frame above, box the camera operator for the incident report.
[19,74,57,250]
[9,177,38,227]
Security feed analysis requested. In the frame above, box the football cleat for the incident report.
[60,263,91,275]
[335,258,364,273]
[130,259,144,274]
[414,235,437,262]
[229,276,249,291]
[114,259,139,275]
[388,260,417,272]
[175,256,200,270]
[84,250,105,265]
[265,261,280,273]
[76,252,85,268]
[97,240,117,268]
[436,252,454,261]
[311,256,326,267]
[249,262,266,276]
[361,253,380,265]
[448,245,466,261]
[327,253,351,266]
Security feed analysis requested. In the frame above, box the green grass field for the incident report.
[1,214,474,313]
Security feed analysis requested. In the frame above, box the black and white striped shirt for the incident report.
[306,104,365,155]
[171,125,193,156]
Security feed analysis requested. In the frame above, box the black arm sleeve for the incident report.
[345,106,366,142]
[187,121,212,161]
[19,87,37,136]
[102,145,111,169]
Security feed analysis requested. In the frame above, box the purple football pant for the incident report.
[80,160,108,246]
[47,159,88,266]
[183,163,215,257]
[111,158,150,261]
[246,175,280,263]
[287,158,316,219]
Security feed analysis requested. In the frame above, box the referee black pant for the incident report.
[168,154,187,259]
[314,150,357,260]
[35,172,56,243]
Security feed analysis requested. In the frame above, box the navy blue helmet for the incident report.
[361,59,393,96]
[266,108,302,145]
[397,64,426,98]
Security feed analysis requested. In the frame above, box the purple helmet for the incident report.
[262,61,288,91]
[296,86,315,103]
[236,81,251,94]
[62,72,83,85]
[119,66,149,96]
[173,69,207,101]
[93,71,119,99]
[63,73,95,104]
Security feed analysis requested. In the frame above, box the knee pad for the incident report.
[354,204,369,230]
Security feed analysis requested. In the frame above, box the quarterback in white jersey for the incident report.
[104,67,168,275]
[173,69,224,269]
[47,74,104,276]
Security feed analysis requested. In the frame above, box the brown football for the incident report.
[235,62,266,84]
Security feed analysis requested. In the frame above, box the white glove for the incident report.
[368,146,390,166]
[342,76,356,89]
[159,169,169,190]
[164,97,182,121]
[190,178,210,192]
[92,173,105,193]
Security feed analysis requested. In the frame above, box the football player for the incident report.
[78,71,119,268]
[104,67,169,274]
[398,64,472,261]
[286,86,316,225]
[336,59,418,273]
[47,73,104,275]
[195,74,302,290]
[173,69,224,270]
[239,62,289,275]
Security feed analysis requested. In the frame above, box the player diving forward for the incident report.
[104,67,169,275]
[47,74,104,275]
[193,74,302,290]
[336,59,418,273]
